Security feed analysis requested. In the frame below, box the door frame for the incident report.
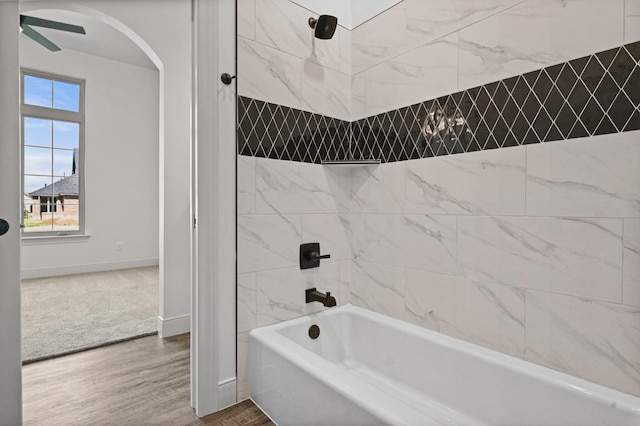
[191,0,237,416]
[0,1,22,424]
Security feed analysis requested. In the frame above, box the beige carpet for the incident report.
[21,266,159,363]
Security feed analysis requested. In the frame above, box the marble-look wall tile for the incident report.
[255,158,340,214]
[526,131,640,218]
[352,212,460,275]
[237,0,255,40]
[301,214,350,260]
[351,260,405,320]
[237,332,250,401]
[238,272,257,333]
[405,0,522,51]
[237,155,255,215]
[626,0,640,43]
[351,2,407,74]
[458,216,623,302]
[405,147,526,215]
[256,262,341,327]
[301,61,350,121]
[351,162,405,213]
[339,27,351,76]
[350,74,367,121]
[405,269,525,358]
[238,37,302,110]
[363,34,458,117]
[458,0,624,90]
[335,167,352,214]
[255,0,342,72]
[237,214,301,273]
[400,214,460,275]
[525,290,640,397]
[338,259,352,305]
[624,219,640,307]
[351,214,403,266]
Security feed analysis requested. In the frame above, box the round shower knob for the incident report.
[221,73,236,85]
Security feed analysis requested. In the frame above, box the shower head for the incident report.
[308,15,337,40]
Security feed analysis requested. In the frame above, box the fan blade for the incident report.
[20,15,86,35]
[21,24,61,52]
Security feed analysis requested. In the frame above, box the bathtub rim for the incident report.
[249,303,640,415]
[251,319,428,424]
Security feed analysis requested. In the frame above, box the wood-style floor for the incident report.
[22,333,274,426]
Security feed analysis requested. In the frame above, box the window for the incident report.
[21,70,85,236]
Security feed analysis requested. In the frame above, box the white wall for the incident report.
[20,40,160,278]
[22,0,193,335]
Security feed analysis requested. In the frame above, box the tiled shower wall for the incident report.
[236,0,354,399]
[237,0,640,399]
[351,0,638,120]
[350,133,640,397]
[236,156,352,399]
[239,41,640,163]
[237,0,351,121]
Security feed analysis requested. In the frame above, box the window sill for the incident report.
[21,234,91,245]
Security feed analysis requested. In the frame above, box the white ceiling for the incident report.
[20,9,157,70]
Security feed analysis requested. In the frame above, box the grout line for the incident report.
[621,218,625,304]
[351,0,528,77]
[456,31,460,92]
[236,35,350,78]
[524,143,528,216]
[523,288,527,360]
[623,0,626,45]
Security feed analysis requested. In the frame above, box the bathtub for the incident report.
[249,304,640,426]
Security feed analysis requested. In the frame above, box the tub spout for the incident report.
[306,288,337,307]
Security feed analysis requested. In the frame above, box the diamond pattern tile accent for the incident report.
[237,96,350,164]
[238,41,640,164]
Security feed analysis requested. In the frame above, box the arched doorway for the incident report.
[0,1,236,421]
[19,7,163,361]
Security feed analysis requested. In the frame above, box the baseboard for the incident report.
[157,314,190,337]
[218,377,238,410]
[21,258,159,279]
[194,377,238,417]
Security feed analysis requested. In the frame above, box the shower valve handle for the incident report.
[300,242,330,269]
[308,251,330,260]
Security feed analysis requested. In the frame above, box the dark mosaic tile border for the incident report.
[237,96,350,164]
[238,41,640,164]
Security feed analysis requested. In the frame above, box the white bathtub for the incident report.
[250,304,640,426]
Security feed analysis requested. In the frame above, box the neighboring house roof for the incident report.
[29,174,79,197]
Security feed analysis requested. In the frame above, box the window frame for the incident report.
[20,68,86,237]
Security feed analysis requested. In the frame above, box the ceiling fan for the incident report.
[20,15,86,52]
